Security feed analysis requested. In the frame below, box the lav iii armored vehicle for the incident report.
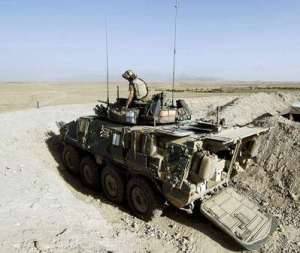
[59,92,276,250]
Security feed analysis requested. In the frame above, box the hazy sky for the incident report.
[0,0,299,81]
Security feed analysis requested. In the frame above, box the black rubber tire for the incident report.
[62,145,80,174]
[127,177,163,221]
[101,165,125,204]
[80,156,101,190]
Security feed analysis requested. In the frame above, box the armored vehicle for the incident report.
[59,103,276,250]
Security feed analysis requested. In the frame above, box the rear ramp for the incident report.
[201,188,277,250]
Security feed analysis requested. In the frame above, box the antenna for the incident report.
[171,0,178,107]
[105,19,110,105]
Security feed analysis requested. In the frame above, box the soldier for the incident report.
[122,70,148,109]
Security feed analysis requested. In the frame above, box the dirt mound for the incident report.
[188,92,299,127]
[208,92,300,252]
[234,117,300,252]
[257,117,300,203]
[217,92,297,126]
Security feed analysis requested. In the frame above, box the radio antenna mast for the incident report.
[105,19,110,105]
[171,0,178,107]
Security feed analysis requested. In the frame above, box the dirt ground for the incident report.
[0,84,300,253]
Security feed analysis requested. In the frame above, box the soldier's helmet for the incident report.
[122,70,137,81]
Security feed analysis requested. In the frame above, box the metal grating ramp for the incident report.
[201,188,275,250]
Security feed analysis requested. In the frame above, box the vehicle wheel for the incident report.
[80,156,101,190]
[127,177,163,221]
[101,165,125,204]
[62,145,80,174]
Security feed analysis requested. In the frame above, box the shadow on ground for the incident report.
[45,131,242,252]
[45,131,132,215]
[162,207,242,251]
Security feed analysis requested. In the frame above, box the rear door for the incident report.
[200,187,277,250]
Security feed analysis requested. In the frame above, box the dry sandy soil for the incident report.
[0,83,300,252]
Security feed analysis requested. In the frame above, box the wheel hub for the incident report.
[65,152,75,169]
[83,165,93,185]
[131,187,148,213]
[105,174,118,197]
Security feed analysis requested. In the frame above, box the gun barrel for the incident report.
[97,100,109,104]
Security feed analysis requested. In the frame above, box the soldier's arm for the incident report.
[126,84,134,109]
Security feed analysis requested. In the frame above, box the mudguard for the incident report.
[200,187,277,250]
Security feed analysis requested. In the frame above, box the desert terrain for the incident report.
[0,82,300,253]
